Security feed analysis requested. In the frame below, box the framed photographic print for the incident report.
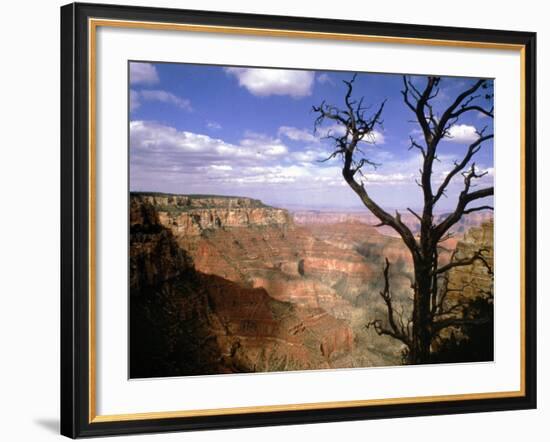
[60,2,537,438]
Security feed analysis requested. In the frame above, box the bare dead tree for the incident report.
[312,74,494,364]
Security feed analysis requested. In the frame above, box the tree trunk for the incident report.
[409,259,432,364]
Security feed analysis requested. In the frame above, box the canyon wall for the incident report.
[130,192,494,376]
[135,193,292,237]
[431,220,494,362]
[293,209,493,238]
[130,196,354,378]
[133,194,382,318]
[446,219,494,298]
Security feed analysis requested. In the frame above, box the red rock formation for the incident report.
[446,220,494,302]
[201,275,353,372]
[129,195,354,377]
[136,192,291,236]
[130,193,493,375]
[171,223,370,317]
[431,220,494,362]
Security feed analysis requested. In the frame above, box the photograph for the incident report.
[128,62,495,378]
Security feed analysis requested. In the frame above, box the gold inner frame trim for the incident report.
[88,17,527,424]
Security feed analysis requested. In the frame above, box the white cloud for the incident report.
[367,130,385,145]
[218,163,343,186]
[129,62,159,85]
[240,131,289,156]
[276,123,388,168]
[316,123,346,139]
[278,126,318,143]
[355,154,423,186]
[210,164,233,171]
[317,73,334,85]
[226,165,309,184]
[138,90,192,111]
[446,124,479,143]
[130,121,351,191]
[290,148,331,162]
[413,124,482,145]
[224,67,314,97]
[130,121,288,167]
[130,121,490,194]
[363,172,411,184]
[206,121,222,130]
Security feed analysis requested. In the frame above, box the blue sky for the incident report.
[129,61,494,212]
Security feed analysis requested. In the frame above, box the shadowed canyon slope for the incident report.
[130,192,494,377]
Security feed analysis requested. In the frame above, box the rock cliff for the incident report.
[134,193,292,237]
[129,197,354,377]
[446,220,494,300]
[431,220,494,362]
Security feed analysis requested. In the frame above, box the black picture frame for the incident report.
[60,2,537,438]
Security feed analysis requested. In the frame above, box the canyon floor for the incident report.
[129,192,494,378]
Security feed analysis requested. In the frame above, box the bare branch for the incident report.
[438,231,455,243]
[408,136,427,157]
[407,208,422,222]
[366,258,411,346]
[433,134,494,204]
[462,205,494,215]
[436,248,491,275]
[433,316,491,332]
[318,149,344,163]
[351,157,380,176]
[438,79,490,131]
[401,75,440,144]
[454,105,494,118]
[435,164,494,240]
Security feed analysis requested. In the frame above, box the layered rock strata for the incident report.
[130,192,494,374]
[130,196,354,377]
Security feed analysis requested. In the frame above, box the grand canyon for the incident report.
[129,192,494,378]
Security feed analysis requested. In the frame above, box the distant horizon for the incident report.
[130,189,494,215]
